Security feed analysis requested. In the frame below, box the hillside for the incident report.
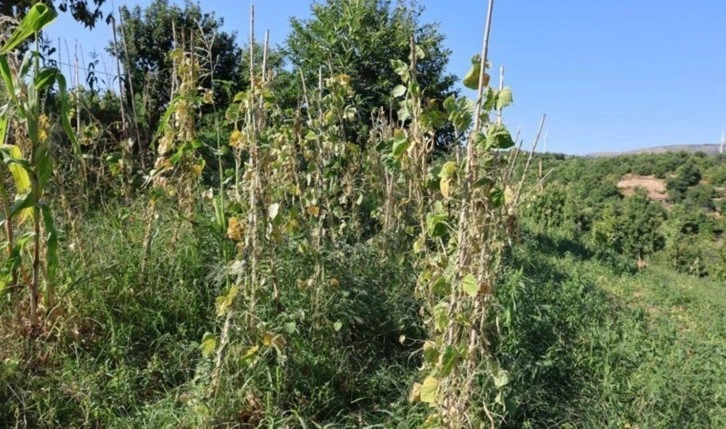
[588,143,723,157]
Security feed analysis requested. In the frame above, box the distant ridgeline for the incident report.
[588,143,723,158]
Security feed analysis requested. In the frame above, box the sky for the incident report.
[45,0,726,155]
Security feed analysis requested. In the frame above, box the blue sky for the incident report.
[45,0,726,155]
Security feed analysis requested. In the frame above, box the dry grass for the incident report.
[618,174,667,201]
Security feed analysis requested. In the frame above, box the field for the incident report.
[0,1,724,428]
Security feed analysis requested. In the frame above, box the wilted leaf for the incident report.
[306,205,320,217]
[268,203,280,220]
[438,161,457,179]
[439,178,451,199]
[493,368,510,388]
[409,382,422,403]
[461,273,479,298]
[263,333,286,353]
[216,286,239,317]
[420,376,439,405]
[497,87,513,110]
[241,345,259,365]
[227,217,244,241]
[200,332,216,358]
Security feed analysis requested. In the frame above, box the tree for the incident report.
[285,0,457,145]
[1,0,107,28]
[110,0,244,153]
[591,190,666,265]
[666,159,702,202]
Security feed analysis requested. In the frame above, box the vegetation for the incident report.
[0,1,723,428]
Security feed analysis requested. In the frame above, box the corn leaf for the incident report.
[41,203,58,287]
[1,4,58,54]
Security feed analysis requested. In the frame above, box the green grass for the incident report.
[494,230,725,428]
[1,205,723,428]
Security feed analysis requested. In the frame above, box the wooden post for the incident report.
[110,16,127,133]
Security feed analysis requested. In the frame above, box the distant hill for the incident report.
[588,144,723,157]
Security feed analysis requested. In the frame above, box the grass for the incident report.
[0,204,723,427]
[494,229,725,428]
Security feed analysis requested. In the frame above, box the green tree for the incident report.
[591,191,666,264]
[666,159,702,202]
[1,0,107,28]
[685,183,716,211]
[286,0,457,145]
[110,0,244,154]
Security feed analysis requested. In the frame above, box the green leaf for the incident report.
[392,130,409,156]
[397,103,411,122]
[391,84,407,98]
[430,275,450,296]
[423,340,439,364]
[483,87,497,111]
[443,95,457,113]
[34,68,56,90]
[461,273,479,298]
[1,4,58,54]
[391,59,408,77]
[463,60,483,90]
[486,123,515,150]
[497,87,513,110]
[434,302,449,333]
[439,346,459,377]
[0,56,20,108]
[333,321,343,332]
[40,204,57,287]
[472,176,495,190]
[201,332,216,358]
[426,212,448,237]
[56,74,85,172]
[490,187,505,208]
[420,376,439,405]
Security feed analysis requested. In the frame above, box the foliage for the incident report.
[111,0,244,155]
[0,2,724,429]
[0,0,106,29]
[591,191,666,262]
[666,159,702,202]
[0,3,82,329]
[286,0,457,146]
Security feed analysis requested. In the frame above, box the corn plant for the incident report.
[0,4,82,330]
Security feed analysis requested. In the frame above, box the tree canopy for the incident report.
[1,0,107,28]
[110,0,243,151]
[286,0,457,144]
